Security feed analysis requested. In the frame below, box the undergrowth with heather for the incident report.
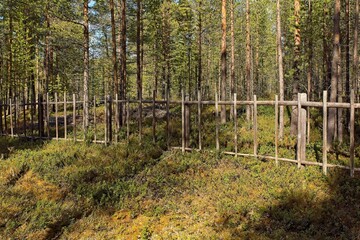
[1,106,360,239]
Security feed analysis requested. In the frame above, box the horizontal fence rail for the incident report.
[0,90,358,176]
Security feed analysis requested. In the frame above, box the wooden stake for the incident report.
[23,96,26,137]
[350,90,355,177]
[166,86,170,149]
[234,93,237,157]
[55,92,58,140]
[0,99,2,135]
[253,95,258,157]
[107,95,113,143]
[297,93,301,168]
[9,98,13,137]
[215,91,219,151]
[93,96,97,142]
[73,94,77,142]
[104,96,108,145]
[182,89,185,153]
[46,93,50,139]
[323,91,328,175]
[198,89,202,150]
[127,99,130,140]
[275,95,279,166]
[64,93,67,139]
[115,93,119,142]
[152,90,156,144]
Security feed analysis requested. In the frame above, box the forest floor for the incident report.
[1,106,360,239]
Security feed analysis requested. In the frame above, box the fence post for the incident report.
[93,96,97,143]
[139,93,143,144]
[107,95,113,143]
[323,91,328,175]
[0,99,2,135]
[166,86,170,149]
[253,95,258,157]
[22,96,26,137]
[64,93,67,140]
[127,98,130,140]
[30,96,34,138]
[275,95,279,166]
[115,93,119,142]
[55,93,58,140]
[198,89,202,150]
[350,90,355,177]
[182,89,185,153]
[46,93,50,139]
[152,90,156,144]
[234,93,237,157]
[9,98,13,137]
[14,97,18,135]
[300,93,307,164]
[215,91,219,151]
[73,94,77,142]
[104,96,108,145]
[38,94,44,137]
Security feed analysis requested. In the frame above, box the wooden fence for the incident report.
[0,90,358,176]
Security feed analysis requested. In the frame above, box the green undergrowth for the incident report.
[1,136,360,239]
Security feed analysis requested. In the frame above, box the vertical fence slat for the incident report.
[139,94,142,143]
[253,95,258,157]
[38,94,43,137]
[104,96,108,145]
[64,93,67,139]
[93,96,97,143]
[115,93,119,142]
[107,95,113,143]
[198,90,202,151]
[275,95,279,166]
[323,91,328,175]
[0,100,3,135]
[10,99,13,137]
[297,93,301,168]
[23,96,26,137]
[182,89,185,153]
[215,91,219,151]
[15,97,18,135]
[55,93,58,140]
[166,86,170,149]
[234,93,237,157]
[46,93,50,139]
[73,94,77,142]
[350,90,355,177]
[30,97,34,138]
[127,99,130,140]
[152,90,156,144]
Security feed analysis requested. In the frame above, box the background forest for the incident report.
[0,0,359,146]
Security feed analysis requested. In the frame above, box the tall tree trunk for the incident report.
[245,0,251,122]
[136,0,143,139]
[119,0,127,125]
[110,0,118,96]
[276,0,285,139]
[354,0,359,96]
[307,1,313,101]
[290,0,301,136]
[323,2,332,91]
[83,0,90,130]
[328,0,341,148]
[220,0,227,124]
[198,0,202,95]
[345,0,350,99]
[230,0,235,120]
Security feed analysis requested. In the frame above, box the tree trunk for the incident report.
[119,0,127,126]
[83,0,90,130]
[220,0,227,124]
[137,0,143,139]
[328,0,341,148]
[276,0,285,139]
[230,0,235,120]
[245,0,251,122]
[354,0,359,96]
[290,0,301,136]
[110,0,119,96]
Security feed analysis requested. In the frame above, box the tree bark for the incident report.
[110,0,119,95]
[137,0,143,139]
[354,0,359,96]
[276,0,284,139]
[83,0,90,130]
[245,0,252,122]
[290,0,301,136]
[328,0,341,148]
[220,0,227,124]
[119,0,127,126]
[230,0,235,120]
